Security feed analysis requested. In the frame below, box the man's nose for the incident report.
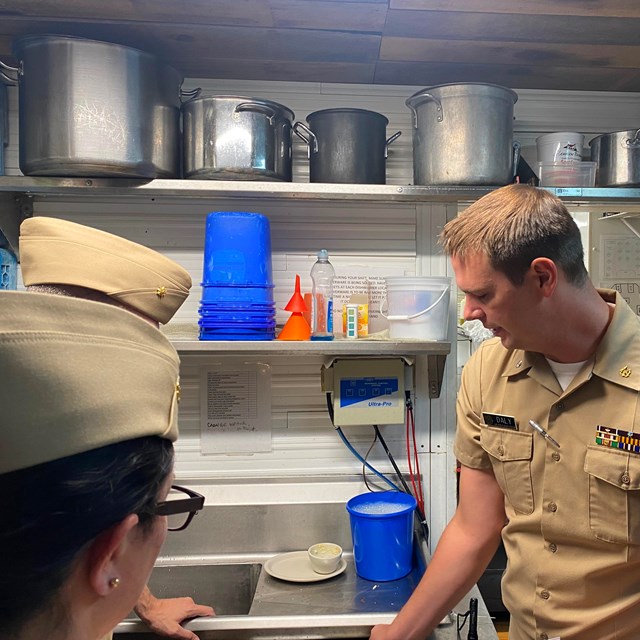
[463,298,484,322]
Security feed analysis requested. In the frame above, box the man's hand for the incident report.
[134,586,215,640]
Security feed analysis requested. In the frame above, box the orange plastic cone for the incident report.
[277,313,311,340]
[277,275,311,340]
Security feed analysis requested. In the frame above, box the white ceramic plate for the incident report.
[264,551,347,583]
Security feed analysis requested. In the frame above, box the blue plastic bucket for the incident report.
[199,326,275,341]
[346,491,416,581]
[202,211,273,286]
[201,284,275,304]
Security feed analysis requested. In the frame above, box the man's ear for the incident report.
[86,514,140,596]
[529,257,557,297]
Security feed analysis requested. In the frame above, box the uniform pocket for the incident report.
[481,427,534,515]
[584,445,640,544]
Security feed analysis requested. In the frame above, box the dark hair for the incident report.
[0,436,174,636]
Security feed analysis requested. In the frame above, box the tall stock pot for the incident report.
[2,35,192,178]
[405,83,519,186]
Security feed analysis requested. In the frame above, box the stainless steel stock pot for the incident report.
[405,82,519,186]
[590,129,640,187]
[182,95,295,181]
[2,34,193,178]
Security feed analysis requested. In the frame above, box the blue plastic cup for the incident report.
[202,211,273,286]
[346,491,417,581]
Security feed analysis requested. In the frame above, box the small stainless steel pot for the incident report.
[182,96,295,181]
[590,129,640,187]
[293,108,400,184]
[1,34,194,178]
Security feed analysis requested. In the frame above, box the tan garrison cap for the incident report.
[0,290,180,474]
[19,217,192,325]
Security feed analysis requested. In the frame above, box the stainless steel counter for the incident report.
[113,479,498,639]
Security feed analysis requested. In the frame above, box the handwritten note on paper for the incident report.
[200,362,272,454]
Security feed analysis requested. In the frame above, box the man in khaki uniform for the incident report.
[19,216,214,640]
[370,184,640,640]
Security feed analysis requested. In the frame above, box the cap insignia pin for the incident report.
[156,286,167,298]
[620,366,632,378]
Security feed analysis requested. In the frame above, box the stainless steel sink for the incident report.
[113,478,497,639]
[143,563,262,616]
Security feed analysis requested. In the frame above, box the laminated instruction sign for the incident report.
[201,361,272,454]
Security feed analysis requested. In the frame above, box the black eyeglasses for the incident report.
[155,485,204,532]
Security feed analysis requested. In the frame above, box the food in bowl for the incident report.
[308,542,343,574]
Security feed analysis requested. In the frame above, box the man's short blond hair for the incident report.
[439,184,588,286]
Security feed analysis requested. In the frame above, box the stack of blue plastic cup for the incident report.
[199,211,276,341]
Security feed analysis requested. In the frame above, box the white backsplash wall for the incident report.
[6,78,640,546]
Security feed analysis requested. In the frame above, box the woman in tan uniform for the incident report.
[15,216,214,639]
[0,291,204,640]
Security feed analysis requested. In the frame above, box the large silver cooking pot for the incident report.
[1,35,194,178]
[183,96,294,181]
[589,129,640,187]
[405,83,519,186]
[293,108,401,184]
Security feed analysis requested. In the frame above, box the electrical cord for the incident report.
[362,432,379,492]
[375,424,430,543]
[326,392,402,492]
[405,390,425,514]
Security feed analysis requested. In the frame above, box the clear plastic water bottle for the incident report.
[310,249,335,341]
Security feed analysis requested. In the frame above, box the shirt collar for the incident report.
[501,289,640,392]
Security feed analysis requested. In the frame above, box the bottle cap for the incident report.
[317,249,329,260]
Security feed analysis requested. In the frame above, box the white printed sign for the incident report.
[200,362,272,454]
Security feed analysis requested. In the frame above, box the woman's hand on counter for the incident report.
[134,585,215,639]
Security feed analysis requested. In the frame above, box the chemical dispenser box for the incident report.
[322,358,405,426]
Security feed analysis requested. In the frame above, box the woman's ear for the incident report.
[529,257,557,297]
[86,514,140,596]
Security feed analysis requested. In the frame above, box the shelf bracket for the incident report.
[0,193,33,259]
[427,354,446,399]
[620,218,640,240]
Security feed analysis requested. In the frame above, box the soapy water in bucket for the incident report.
[381,276,451,340]
[350,501,412,515]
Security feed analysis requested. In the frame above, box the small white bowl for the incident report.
[308,542,343,574]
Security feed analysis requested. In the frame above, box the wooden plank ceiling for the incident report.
[1,0,640,91]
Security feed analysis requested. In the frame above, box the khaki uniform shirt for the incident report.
[454,290,640,640]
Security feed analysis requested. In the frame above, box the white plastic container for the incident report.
[381,276,450,340]
[536,132,584,163]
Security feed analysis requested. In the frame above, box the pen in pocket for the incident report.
[529,420,560,448]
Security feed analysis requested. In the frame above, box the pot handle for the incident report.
[384,131,402,159]
[407,93,444,126]
[235,101,278,125]
[180,87,201,103]
[512,140,522,179]
[293,121,318,155]
[0,59,20,85]
[624,129,640,148]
